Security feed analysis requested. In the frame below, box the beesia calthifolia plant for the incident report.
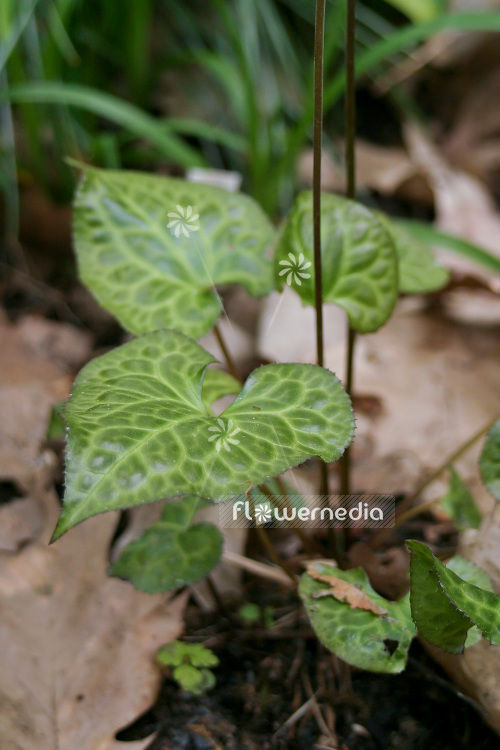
[51,0,500,677]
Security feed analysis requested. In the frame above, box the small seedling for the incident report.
[157,641,219,696]
[238,603,274,629]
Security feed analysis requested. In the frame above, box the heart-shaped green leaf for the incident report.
[300,562,416,674]
[53,329,354,539]
[480,419,500,501]
[109,496,222,592]
[408,540,500,653]
[73,167,275,338]
[380,217,450,294]
[439,467,481,531]
[274,192,398,333]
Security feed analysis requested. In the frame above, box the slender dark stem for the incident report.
[314,1,342,560]
[340,326,356,494]
[313,0,326,371]
[206,574,233,621]
[345,0,357,202]
[340,0,357,497]
[260,482,320,555]
[214,323,242,383]
[313,1,327,495]
[254,525,296,583]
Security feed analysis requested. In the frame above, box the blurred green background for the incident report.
[1,0,499,240]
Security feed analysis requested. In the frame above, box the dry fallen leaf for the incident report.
[297,142,433,205]
[423,510,500,735]
[346,543,410,601]
[0,512,188,750]
[259,292,500,510]
[0,312,188,748]
[405,123,500,286]
[443,70,500,181]
[306,566,388,615]
[0,312,92,550]
[0,311,72,481]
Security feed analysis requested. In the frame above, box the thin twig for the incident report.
[370,417,497,549]
[214,322,242,382]
[222,550,294,586]
[302,672,336,743]
[273,692,320,740]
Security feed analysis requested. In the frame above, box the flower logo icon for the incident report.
[208,418,241,453]
[254,502,273,525]
[167,205,200,238]
[278,252,312,286]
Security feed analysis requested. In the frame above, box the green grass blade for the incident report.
[45,1,80,66]
[1,81,207,168]
[0,0,40,74]
[398,220,500,275]
[165,117,247,154]
[384,0,440,23]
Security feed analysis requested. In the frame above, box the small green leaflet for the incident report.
[446,556,495,648]
[300,562,416,674]
[408,540,500,653]
[439,467,481,531]
[202,369,241,411]
[274,192,398,333]
[73,167,274,339]
[158,641,219,669]
[53,329,354,539]
[480,419,500,501]
[109,496,222,592]
[157,641,219,695]
[379,216,450,294]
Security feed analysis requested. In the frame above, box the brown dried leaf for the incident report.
[404,123,500,292]
[0,313,93,549]
[346,542,410,600]
[297,142,433,205]
[306,566,389,615]
[0,513,187,750]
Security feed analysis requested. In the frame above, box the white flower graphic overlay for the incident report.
[254,502,273,525]
[167,204,200,238]
[207,418,241,453]
[278,252,312,286]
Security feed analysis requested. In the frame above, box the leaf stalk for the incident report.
[340,0,357,497]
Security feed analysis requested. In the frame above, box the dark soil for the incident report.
[117,586,500,750]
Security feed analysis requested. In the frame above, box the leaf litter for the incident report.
[0,313,188,750]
